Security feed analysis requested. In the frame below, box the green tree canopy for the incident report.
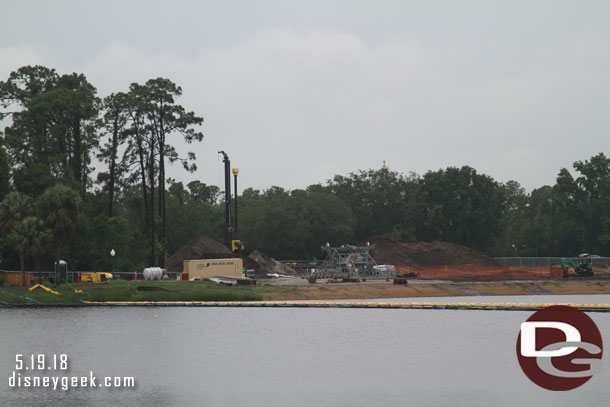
[327,168,421,242]
[0,65,100,196]
[418,166,505,251]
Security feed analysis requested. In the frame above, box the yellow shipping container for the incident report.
[183,258,243,279]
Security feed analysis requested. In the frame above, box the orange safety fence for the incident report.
[1,272,34,285]
[396,264,566,280]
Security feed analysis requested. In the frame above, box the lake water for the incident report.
[1,295,610,406]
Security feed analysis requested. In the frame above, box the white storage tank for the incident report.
[143,267,163,280]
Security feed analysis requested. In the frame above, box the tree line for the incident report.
[0,65,202,276]
[1,64,609,276]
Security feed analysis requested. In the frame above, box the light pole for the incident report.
[232,168,239,235]
[110,249,116,275]
[524,203,538,257]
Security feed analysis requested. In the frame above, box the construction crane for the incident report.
[218,151,232,246]
[218,151,245,253]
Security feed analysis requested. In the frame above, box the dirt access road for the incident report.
[258,277,610,300]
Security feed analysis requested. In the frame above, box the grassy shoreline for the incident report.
[0,280,265,305]
[2,279,610,306]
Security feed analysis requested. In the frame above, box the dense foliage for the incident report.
[1,65,609,272]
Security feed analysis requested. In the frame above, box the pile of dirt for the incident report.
[367,236,499,267]
[165,235,291,276]
[248,250,298,278]
[166,236,259,274]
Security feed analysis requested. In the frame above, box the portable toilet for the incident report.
[56,260,68,283]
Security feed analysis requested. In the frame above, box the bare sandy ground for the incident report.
[258,277,610,300]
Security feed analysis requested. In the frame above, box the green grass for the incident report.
[0,280,269,305]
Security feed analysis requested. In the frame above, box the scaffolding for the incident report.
[303,244,397,280]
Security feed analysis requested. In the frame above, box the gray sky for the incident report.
[1,0,609,192]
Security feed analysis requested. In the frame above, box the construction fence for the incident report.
[494,257,610,267]
[1,270,175,286]
[0,271,35,285]
[395,264,585,280]
[1,270,100,285]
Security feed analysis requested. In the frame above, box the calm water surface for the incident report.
[1,295,609,406]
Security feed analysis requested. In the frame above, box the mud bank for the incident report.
[259,279,610,300]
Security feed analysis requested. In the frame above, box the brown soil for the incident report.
[259,278,610,300]
[367,236,498,267]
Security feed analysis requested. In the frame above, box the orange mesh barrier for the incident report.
[396,265,564,280]
[1,272,34,285]
[549,266,563,278]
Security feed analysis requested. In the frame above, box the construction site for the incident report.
[153,232,610,299]
[159,152,610,294]
[3,151,610,301]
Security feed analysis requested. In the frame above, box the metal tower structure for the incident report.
[303,244,396,280]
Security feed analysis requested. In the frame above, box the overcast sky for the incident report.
[1,0,609,192]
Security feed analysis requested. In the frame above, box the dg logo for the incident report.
[516,305,603,391]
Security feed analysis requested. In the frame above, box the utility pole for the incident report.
[218,151,232,246]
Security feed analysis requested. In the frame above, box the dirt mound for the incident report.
[367,236,498,267]
[166,236,290,276]
[165,236,234,274]
[248,250,298,278]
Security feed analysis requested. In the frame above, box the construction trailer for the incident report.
[183,258,244,280]
[303,244,397,281]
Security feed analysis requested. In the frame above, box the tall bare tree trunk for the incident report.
[158,135,165,267]
[73,121,85,196]
[136,139,149,219]
[149,142,156,266]
[108,114,119,217]
[20,252,25,286]
[158,156,164,267]
[55,246,60,287]
[36,255,42,283]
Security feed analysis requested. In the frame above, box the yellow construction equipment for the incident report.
[80,272,113,283]
[231,239,245,253]
[28,284,60,295]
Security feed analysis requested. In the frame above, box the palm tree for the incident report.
[14,217,50,283]
[0,192,33,285]
[38,185,81,285]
